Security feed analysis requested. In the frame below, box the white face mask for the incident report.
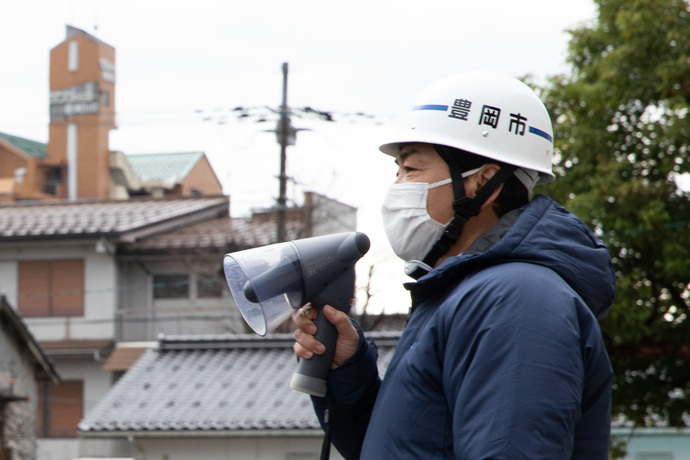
[380,167,483,267]
[381,178,452,265]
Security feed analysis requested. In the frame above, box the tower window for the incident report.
[68,41,79,72]
[42,166,63,196]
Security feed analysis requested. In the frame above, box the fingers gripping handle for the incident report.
[290,304,337,397]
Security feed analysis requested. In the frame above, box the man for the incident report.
[293,71,616,459]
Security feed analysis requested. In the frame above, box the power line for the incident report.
[214,62,379,242]
[0,103,383,130]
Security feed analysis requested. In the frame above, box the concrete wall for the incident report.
[116,258,245,341]
[134,435,345,460]
[307,192,357,237]
[612,427,690,460]
[37,438,80,460]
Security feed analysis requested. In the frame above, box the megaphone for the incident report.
[223,231,370,397]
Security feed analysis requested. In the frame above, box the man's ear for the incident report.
[466,164,503,208]
[478,164,503,209]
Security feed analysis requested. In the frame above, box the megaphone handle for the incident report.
[290,303,337,397]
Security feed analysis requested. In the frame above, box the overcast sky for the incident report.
[0,0,598,312]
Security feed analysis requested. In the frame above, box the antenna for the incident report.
[93,2,99,32]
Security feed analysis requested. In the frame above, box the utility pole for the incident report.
[276,62,289,243]
[206,62,369,241]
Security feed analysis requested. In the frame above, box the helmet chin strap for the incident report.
[406,145,516,280]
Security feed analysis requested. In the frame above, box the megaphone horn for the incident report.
[223,231,370,397]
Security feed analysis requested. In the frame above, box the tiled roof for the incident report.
[126,152,204,184]
[121,215,306,252]
[0,196,228,241]
[79,333,400,434]
[0,131,47,159]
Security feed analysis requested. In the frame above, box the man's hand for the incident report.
[292,304,360,369]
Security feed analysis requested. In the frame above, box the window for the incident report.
[197,273,225,298]
[42,166,63,196]
[68,41,79,72]
[37,380,83,438]
[18,259,84,317]
[153,274,189,299]
[67,123,78,200]
[101,90,110,107]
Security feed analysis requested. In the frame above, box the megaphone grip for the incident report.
[290,303,337,397]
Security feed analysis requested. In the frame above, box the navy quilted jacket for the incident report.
[313,195,616,459]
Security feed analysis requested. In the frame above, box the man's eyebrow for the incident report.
[394,147,420,165]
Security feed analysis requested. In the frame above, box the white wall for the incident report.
[612,427,690,460]
[117,257,246,341]
[134,435,345,460]
[0,260,18,302]
[310,193,357,237]
[37,439,80,460]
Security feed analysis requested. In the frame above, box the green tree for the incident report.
[541,0,690,429]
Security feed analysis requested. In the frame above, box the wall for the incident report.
[135,435,345,460]
[0,145,47,200]
[181,155,223,196]
[612,428,690,460]
[306,192,357,237]
[116,257,245,341]
[36,438,79,460]
[0,240,117,341]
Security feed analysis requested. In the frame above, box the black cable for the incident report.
[319,397,332,460]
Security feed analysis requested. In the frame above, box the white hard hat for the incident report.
[380,71,555,185]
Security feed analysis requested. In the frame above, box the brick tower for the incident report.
[47,25,116,199]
